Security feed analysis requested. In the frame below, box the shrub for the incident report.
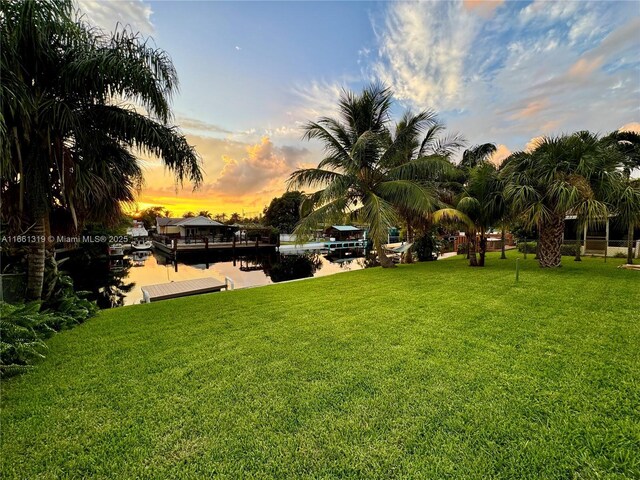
[457,243,468,255]
[560,244,577,256]
[414,233,439,261]
[0,302,52,377]
[517,241,537,253]
[0,259,98,378]
[613,252,627,258]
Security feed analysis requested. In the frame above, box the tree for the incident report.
[501,133,620,268]
[288,84,447,268]
[183,211,196,218]
[603,131,640,264]
[198,210,212,219]
[433,163,504,267]
[459,143,497,171]
[135,206,170,230]
[1,1,202,300]
[390,114,465,263]
[263,191,304,233]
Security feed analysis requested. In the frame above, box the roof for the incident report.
[328,225,361,232]
[156,216,224,227]
[175,216,224,227]
[156,217,183,227]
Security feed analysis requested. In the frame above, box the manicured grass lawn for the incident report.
[2,254,639,479]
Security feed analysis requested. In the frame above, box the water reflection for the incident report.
[61,246,135,308]
[63,248,370,307]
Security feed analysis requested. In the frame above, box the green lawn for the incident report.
[2,254,639,479]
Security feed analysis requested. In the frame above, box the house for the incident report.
[564,215,639,258]
[324,225,364,241]
[155,216,238,242]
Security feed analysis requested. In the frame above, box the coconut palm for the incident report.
[288,84,448,267]
[500,132,621,268]
[1,0,202,299]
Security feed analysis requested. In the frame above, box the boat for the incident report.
[108,244,124,257]
[130,250,151,267]
[131,239,153,250]
[127,220,152,250]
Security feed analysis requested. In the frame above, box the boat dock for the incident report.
[153,238,277,257]
[141,277,234,303]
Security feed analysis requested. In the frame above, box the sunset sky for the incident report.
[77,0,640,216]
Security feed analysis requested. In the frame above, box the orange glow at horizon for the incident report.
[125,135,312,217]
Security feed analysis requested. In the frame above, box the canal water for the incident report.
[63,248,371,307]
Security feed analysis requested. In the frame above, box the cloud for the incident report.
[524,136,544,153]
[619,123,640,133]
[211,137,309,196]
[489,144,511,166]
[74,0,154,35]
[462,0,504,18]
[135,136,312,214]
[292,79,347,120]
[372,1,478,110]
[176,116,234,136]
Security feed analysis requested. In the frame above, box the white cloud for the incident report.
[372,1,478,110]
[291,79,347,120]
[74,0,154,36]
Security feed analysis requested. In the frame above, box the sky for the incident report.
[76,0,640,217]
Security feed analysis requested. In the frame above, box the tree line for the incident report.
[288,84,640,268]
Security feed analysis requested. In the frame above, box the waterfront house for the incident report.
[155,216,238,242]
[324,225,364,242]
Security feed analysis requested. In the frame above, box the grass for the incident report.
[1,254,639,479]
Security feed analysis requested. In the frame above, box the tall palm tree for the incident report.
[501,133,619,268]
[388,112,464,262]
[1,0,202,300]
[288,84,447,267]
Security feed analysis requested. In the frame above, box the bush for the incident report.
[517,241,537,253]
[0,259,98,378]
[560,244,577,256]
[0,302,52,377]
[457,243,468,255]
[613,252,627,258]
[414,233,439,261]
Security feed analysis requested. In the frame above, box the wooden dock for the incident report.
[141,277,232,303]
[153,239,277,256]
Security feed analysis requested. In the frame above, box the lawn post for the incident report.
[515,258,520,283]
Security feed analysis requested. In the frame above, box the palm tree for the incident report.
[602,131,640,264]
[459,143,497,171]
[1,0,202,300]
[609,180,640,264]
[501,133,619,268]
[433,162,504,267]
[288,84,447,267]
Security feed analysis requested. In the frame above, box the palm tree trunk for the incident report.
[538,215,564,268]
[500,228,507,259]
[402,223,414,264]
[468,232,478,267]
[574,222,582,262]
[627,222,634,265]
[375,239,396,268]
[478,229,487,267]
[26,215,46,300]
